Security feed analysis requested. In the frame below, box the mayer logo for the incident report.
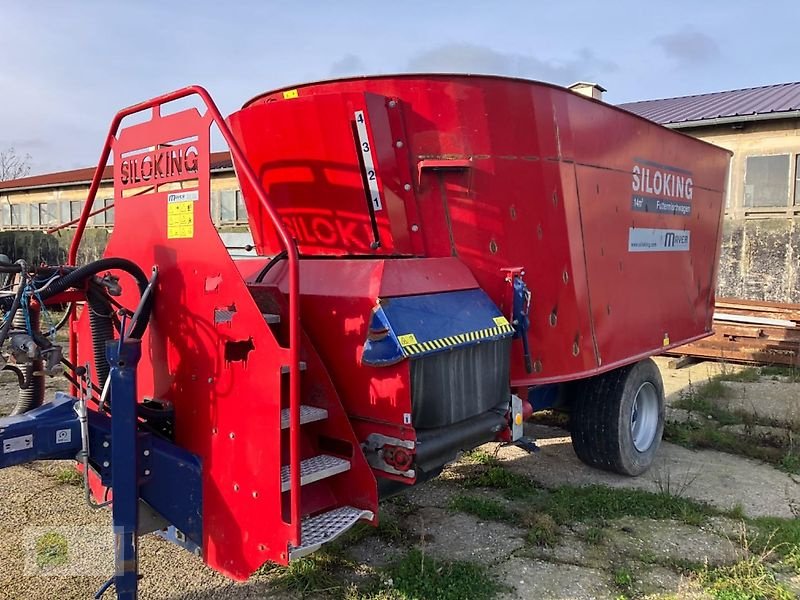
[628,228,691,252]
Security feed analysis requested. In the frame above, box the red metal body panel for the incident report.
[231,74,731,385]
[245,257,481,481]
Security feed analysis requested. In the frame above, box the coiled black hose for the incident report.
[38,257,152,391]
[38,257,152,339]
[87,286,115,386]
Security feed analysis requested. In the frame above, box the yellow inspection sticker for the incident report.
[397,333,418,346]
[167,191,197,239]
[493,315,510,326]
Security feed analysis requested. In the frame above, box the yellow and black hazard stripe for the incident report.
[399,321,515,357]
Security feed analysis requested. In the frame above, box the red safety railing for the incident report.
[68,86,303,545]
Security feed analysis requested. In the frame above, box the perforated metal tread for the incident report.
[262,313,281,324]
[280,362,307,374]
[289,506,374,560]
[280,454,350,492]
[280,405,328,429]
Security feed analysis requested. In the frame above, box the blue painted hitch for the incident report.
[0,392,81,468]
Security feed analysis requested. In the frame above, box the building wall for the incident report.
[682,118,800,302]
[0,171,246,230]
[0,171,250,263]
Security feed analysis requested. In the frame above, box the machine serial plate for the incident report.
[3,434,33,454]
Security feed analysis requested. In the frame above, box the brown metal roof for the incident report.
[0,151,233,192]
[618,81,800,127]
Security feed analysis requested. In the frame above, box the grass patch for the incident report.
[267,552,346,596]
[461,464,539,499]
[460,448,497,465]
[35,531,68,569]
[522,513,559,547]
[779,452,800,475]
[748,517,800,558]
[353,548,502,600]
[760,366,800,382]
[450,494,514,522]
[717,367,762,383]
[55,467,83,486]
[529,484,716,526]
[612,566,633,589]
[673,388,741,426]
[698,556,794,600]
[664,421,795,471]
[582,525,607,545]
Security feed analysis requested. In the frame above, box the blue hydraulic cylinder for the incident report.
[106,339,142,600]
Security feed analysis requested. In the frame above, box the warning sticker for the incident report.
[397,333,418,346]
[493,315,510,327]
[167,190,197,239]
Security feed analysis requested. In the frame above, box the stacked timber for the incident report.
[672,298,800,366]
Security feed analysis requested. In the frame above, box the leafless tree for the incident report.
[0,147,32,181]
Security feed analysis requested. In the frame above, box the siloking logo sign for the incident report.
[628,159,692,252]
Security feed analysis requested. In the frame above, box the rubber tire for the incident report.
[570,358,665,476]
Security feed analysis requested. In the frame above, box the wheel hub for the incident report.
[630,382,659,452]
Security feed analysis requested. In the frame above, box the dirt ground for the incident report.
[1,358,799,599]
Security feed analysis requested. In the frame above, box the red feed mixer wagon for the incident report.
[0,74,729,598]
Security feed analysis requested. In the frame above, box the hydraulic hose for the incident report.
[254,250,288,283]
[0,260,28,350]
[38,257,152,339]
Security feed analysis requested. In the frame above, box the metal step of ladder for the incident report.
[280,405,328,429]
[280,454,350,492]
[262,313,281,324]
[288,506,374,560]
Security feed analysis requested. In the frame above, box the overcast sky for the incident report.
[2,0,797,174]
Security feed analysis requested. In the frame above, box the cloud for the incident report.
[406,43,617,85]
[330,54,367,76]
[653,30,720,65]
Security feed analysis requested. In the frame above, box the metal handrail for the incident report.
[67,85,303,545]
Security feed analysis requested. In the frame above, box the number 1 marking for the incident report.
[354,110,383,212]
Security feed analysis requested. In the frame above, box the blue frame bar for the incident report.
[107,339,142,600]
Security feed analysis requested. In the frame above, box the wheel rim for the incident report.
[630,382,659,452]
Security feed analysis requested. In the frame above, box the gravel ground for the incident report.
[0,362,798,599]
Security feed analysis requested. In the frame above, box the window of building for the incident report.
[0,203,10,227]
[219,189,247,223]
[30,204,40,226]
[744,154,790,208]
[104,198,114,225]
[236,190,247,222]
[59,201,70,224]
[10,203,27,226]
[69,200,82,221]
[94,198,114,226]
[38,203,56,226]
[795,155,800,206]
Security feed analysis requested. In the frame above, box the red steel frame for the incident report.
[67,86,304,543]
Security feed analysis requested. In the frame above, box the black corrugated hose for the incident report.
[37,257,153,390]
